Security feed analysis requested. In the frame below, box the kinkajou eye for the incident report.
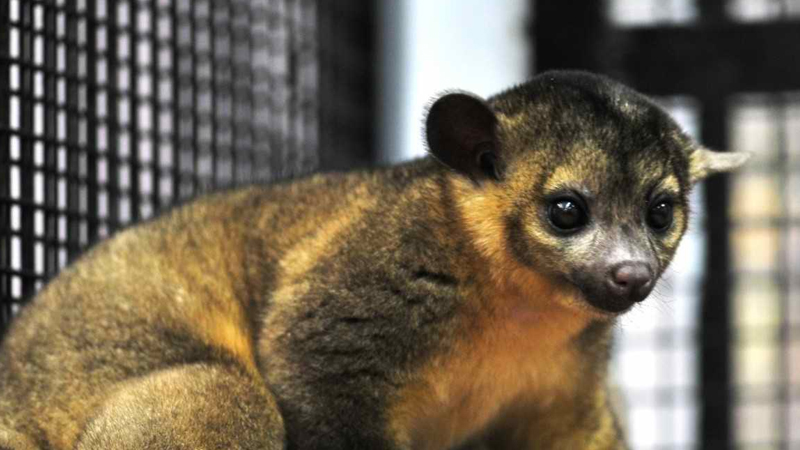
[646,199,673,232]
[547,195,589,233]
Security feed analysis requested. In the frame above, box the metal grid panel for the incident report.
[0,0,322,335]
[613,96,800,450]
[171,0,318,198]
[582,1,800,448]
[727,93,800,447]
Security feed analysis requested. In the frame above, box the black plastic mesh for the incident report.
[0,0,374,334]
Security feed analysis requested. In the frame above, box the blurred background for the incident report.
[1,0,798,448]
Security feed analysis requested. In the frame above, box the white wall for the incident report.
[377,0,529,163]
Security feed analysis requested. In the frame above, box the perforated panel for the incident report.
[0,0,375,335]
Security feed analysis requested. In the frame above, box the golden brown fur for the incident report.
[0,71,747,450]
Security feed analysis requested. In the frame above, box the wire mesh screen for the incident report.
[602,1,800,448]
[170,0,319,197]
[0,0,372,335]
[727,93,800,446]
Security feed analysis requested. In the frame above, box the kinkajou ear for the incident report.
[688,146,751,184]
[425,92,504,184]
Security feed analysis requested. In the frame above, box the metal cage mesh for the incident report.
[592,1,800,448]
[0,0,358,334]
